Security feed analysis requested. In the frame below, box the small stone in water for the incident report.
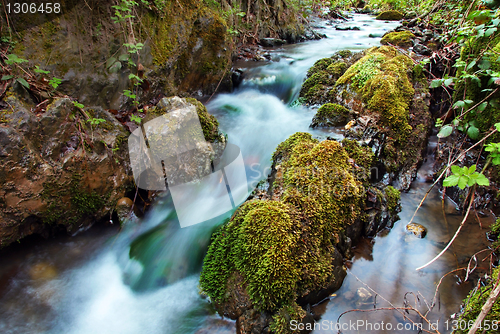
[406,222,427,238]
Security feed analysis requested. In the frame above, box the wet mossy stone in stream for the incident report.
[200,133,363,332]
[381,31,415,48]
[376,10,404,21]
[311,103,352,128]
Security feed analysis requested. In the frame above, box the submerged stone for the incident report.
[406,222,427,238]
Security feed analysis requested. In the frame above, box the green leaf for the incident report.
[475,174,490,186]
[485,27,497,37]
[16,78,29,89]
[1,75,13,81]
[443,174,460,187]
[495,123,500,131]
[478,59,491,70]
[464,99,474,105]
[467,125,480,140]
[437,125,453,138]
[34,65,50,74]
[451,165,463,176]
[478,102,488,112]
[431,79,443,88]
[493,157,500,165]
[457,176,468,189]
[466,60,477,70]
[119,54,130,61]
[108,62,122,73]
[453,101,465,109]
[106,57,117,69]
[468,165,477,174]
[444,78,454,87]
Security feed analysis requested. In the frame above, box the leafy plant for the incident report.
[130,114,142,124]
[485,142,500,165]
[87,118,106,126]
[4,54,28,65]
[48,77,62,89]
[72,101,85,109]
[443,165,490,189]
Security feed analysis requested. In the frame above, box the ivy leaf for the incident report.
[119,54,130,61]
[108,62,122,73]
[478,59,491,70]
[495,123,500,131]
[106,57,117,69]
[443,174,460,187]
[444,78,454,87]
[467,125,480,140]
[1,75,13,81]
[437,125,453,138]
[16,78,29,89]
[475,174,490,186]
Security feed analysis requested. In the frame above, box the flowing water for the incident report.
[0,14,495,334]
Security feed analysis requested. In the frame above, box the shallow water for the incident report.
[0,13,493,334]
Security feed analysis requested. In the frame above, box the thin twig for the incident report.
[416,191,475,271]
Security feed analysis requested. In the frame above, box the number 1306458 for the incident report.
[6,3,61,14]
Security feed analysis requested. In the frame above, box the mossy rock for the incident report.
[381,31,415,48]
[200,132,363,331]
[311,103,352,128]
[376,10,404,21]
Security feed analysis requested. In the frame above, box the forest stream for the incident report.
[0,14,495,334]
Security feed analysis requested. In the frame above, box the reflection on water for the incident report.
[0,13,492,334]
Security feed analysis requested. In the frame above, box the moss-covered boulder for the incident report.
[200,132,401,333]
[376,10,404,21]
[0,95,133,248]
[300,46,432,190]
[381,31,415,48]
[311,103,353,127]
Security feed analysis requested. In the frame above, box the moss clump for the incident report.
[455,268,500,334]
[376,10,404,21]
[326,61,348,77]
[380,31,415,48]
[342,139,374,176]
[41,174,107,225]
[269,302,307,334]
[200,132,362,324]
[337,46,414,141]
[300,72,332,101]
[307,58,334,77]
[311,103,351,128]
[384,186,401,214]
[185,97,223,143]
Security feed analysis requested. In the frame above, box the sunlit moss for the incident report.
[380,31,415,48]
[311,103,351,127]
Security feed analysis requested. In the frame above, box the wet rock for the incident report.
[413,43,431,55]
[259,38,286,47]
[406,222,427,238]
[232,69,245,89]
[335,25,360,31]
[404,11,418,20]
[115,198,139,226]
[311,103,353,128]
[376,10,404,21]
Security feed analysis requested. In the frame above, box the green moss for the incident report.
[380,31,415,48]
[376,10,404,21]
[41,174,107,225]
[326,61,348,77]
[269,301,306,334]
[311,103,351,128]
[307,58,334,77]
[337,46,414,142]
[185,97,222,143]
[300,72,331,99]
[200,132,363,314]
[456,268,500,334]
[384,186,401,214]
[341,139,374,181]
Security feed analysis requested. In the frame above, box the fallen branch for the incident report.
[467,271,500,334]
